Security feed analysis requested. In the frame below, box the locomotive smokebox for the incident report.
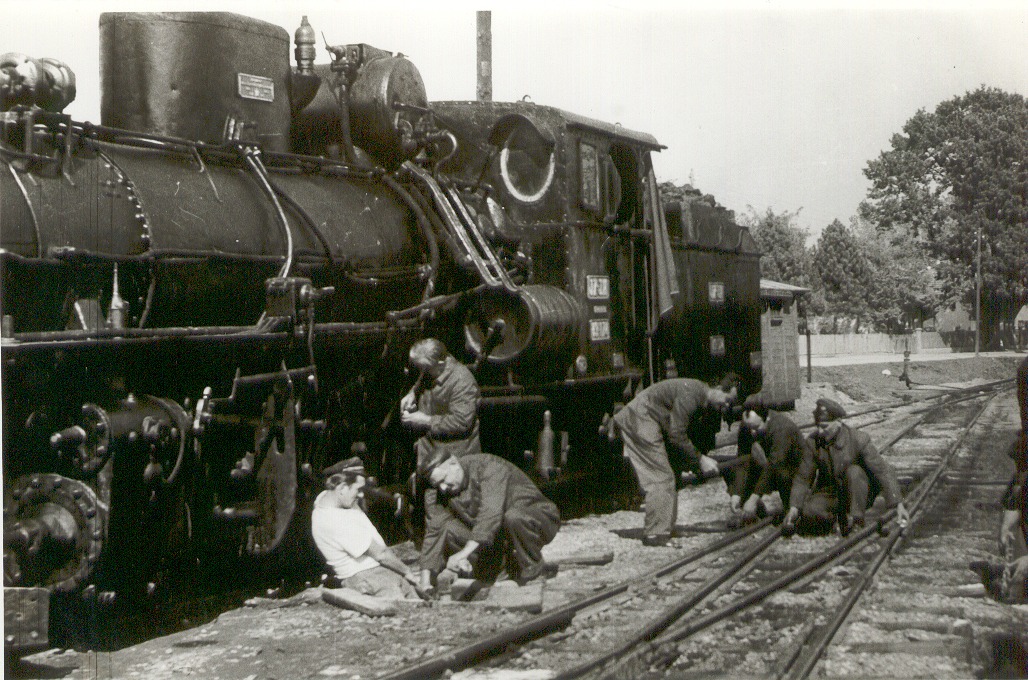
[100,13,292,152]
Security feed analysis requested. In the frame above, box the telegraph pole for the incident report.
[975,222,982,356]
[477,11,492,102]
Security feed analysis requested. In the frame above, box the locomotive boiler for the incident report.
[1,12,762,653]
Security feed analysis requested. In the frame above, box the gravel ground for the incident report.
[9,354,1025,680]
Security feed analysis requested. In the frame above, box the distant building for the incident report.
[759,279,808,409]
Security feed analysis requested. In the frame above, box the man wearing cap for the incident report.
[972,355,1028,602]
[417,452,560,591]
[311,457,421,599]
[1000,356,1028,561]
[783,398,909,536]
[400,338,481,466]
[726,393,810,525]
[610,374,740,546]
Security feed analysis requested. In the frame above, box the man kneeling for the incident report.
[311,457,420,599]
[418,452,560,591]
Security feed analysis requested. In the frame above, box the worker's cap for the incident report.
[322,456,365,478]
[717,372,741,393]
[813,398,846,422]
[741,393,769,419]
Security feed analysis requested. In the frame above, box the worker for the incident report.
[971,355,1028,603]
[311,457,421,599]
[610,374,740,546]
[783,398,909,536]
[726,393,809,525]
[401,338,482,466]
[417,451,560,592]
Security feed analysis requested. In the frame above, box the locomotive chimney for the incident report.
[476,11,492,102]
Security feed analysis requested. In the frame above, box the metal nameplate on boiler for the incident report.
[237,74,275,102]
[590,319,611,342]
[587,275,609,300]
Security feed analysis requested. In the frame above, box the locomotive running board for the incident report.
[403,162,518,293]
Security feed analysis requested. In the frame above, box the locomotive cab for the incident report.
[430,101,661,379]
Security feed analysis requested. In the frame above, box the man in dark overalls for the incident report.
[783,398,908,536]
[400,337,482,465]
[610,374,739,546]
[416,451,560,592]
[726,393,810,525]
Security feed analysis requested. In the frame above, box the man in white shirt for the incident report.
[311,457,420,599]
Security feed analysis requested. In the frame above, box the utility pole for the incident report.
[975,221,982,356]
[477,11,492,102]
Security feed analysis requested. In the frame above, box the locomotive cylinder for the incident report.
[464,285,584,373]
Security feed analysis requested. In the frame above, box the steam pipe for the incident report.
[4,161,42,257]
[269,178,335,266]
[381,173,439,302]
[4,318,423,351]
[328,71,359,166]
[242,149,294,278]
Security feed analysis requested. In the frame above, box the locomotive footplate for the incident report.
[4,586,50,655]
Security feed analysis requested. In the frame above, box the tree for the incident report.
[850,216,943,333]
[739,207,825,319]
[813,220,875,332]
[860,86,1028,347]
[741,207,812,283]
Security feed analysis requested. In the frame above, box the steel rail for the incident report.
[376,518,775,680]
[604,514,894,680]
[375,379,1012,680]
[505,378,1011,674]
[779,390,999,680]
[555,529,781,680]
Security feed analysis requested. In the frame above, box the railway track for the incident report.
[11,377,1023,680]
[380,379,1023,680]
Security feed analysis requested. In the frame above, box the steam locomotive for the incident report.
[1,12,761,653]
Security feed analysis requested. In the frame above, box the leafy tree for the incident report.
[739,207,825,319]
[860,86,1028,347]
[741,207,813,283]
[813,220,875,332]
[850,216,943,333]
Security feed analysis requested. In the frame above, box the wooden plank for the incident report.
[244,588,322,609]
[844,638,968,656]
[551,551,614,567]
[440,580,544,613]
[321,587,398,617]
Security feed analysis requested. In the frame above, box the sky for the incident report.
[4,1,1027,239]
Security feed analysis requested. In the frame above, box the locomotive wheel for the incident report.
[3,474,105,592]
